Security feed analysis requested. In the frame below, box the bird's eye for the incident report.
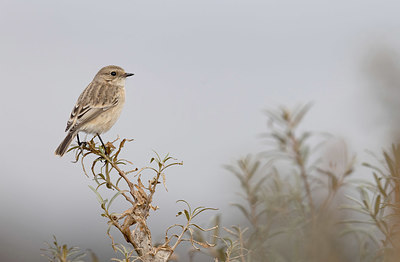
[110,71,117,76]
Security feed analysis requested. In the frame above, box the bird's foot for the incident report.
[78,141,87,148]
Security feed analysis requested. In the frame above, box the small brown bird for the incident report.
[55,65,134,156]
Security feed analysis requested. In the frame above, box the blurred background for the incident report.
[2,0,400,261]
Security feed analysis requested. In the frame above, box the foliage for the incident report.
[41,236,88,262]
[45,105,400,262]
[190,105,360,262]
[46,137,217,262]
[345,144,400,262]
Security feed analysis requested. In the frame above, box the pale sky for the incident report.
[1,0,400,261]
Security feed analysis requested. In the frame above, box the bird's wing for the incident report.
[65,82,120,133]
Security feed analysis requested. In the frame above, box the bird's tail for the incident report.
[55,131,76,156]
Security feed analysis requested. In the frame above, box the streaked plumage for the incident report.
[55,65,133,156]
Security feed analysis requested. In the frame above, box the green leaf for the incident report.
[362,200,370,211]
[88,185,104,204]
[190,223,217,232]
[330,175,338,191]
[383,151,396,177]
[107,191,124,211]
[231,203,250,221]
[253,176,268,194]
[192,207,218,219]
[176,199,191,214]
[249,160,260,178]
[374,194,381,217]
[292,103,312,128]
[184,209,190,221]
[359,187,370,210]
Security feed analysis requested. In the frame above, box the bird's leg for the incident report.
[77,133,87,148]
[77,133,82,146]
[97,133,108,154]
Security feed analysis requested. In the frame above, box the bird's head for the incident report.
[94,65,134,84]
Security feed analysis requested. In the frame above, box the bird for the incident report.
[55,65,134,156]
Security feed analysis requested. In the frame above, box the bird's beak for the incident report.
[124,73,134,78]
